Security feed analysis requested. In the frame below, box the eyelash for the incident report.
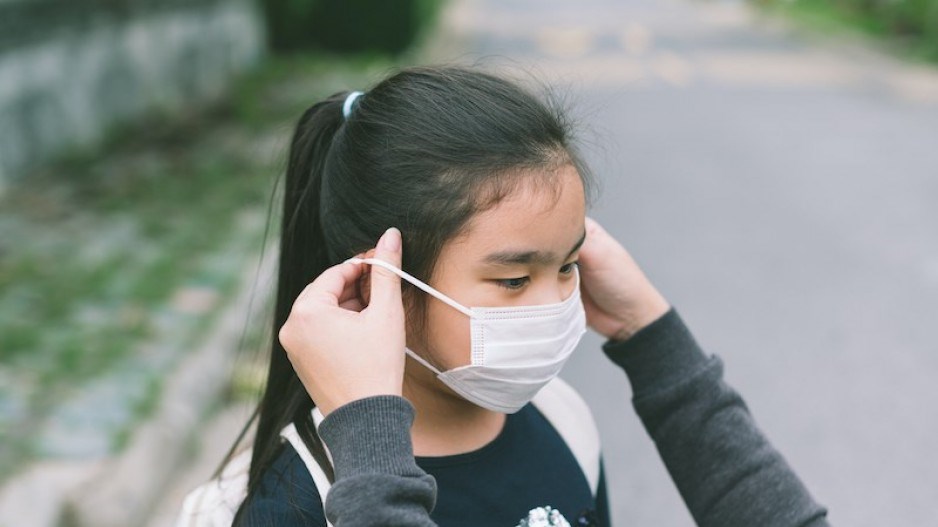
[495,261,579,290]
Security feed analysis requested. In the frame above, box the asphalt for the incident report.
[438,0,938,525]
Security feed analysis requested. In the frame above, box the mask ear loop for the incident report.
[403,346,445,375]
[345,257,458,375]
[344,257,474,317]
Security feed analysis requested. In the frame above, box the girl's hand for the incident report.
[578,217,671,341]
[278,228,406,416]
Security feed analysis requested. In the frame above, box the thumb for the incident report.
[368,227,403,309]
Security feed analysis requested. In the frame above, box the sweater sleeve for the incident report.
[602,307,830,527]
[317,396,438,526]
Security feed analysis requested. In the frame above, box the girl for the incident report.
[180,63,830,527]
[278,218,831,527]
[181,65,612,526]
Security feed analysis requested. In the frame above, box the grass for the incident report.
[754,0,938,63]
[0,51,398,481]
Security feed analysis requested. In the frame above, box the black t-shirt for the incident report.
[241,403,610,526]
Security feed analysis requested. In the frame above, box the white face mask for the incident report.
[345,256,588,413]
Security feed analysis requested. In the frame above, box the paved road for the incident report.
[438,0,938,525]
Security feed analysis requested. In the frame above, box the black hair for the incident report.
[229,64,597,523]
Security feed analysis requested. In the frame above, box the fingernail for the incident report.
[380,227,401,251]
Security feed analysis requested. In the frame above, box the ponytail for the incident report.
[231,92,351,523]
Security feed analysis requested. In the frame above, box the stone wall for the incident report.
[0,0,266,190]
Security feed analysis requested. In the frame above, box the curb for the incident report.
[0,245,276,527]
[63,246,277,527]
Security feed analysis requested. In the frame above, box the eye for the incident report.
[495,276,530,290]
[560,261,579,275]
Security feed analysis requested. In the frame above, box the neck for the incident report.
[402,364,506,457]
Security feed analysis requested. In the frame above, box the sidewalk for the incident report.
[0,54,409,527]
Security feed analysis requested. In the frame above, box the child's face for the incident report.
[409,163,587,380]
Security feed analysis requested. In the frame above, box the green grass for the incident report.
[0,51,398,481]
[755,0,938,63]
[111,375,163,452]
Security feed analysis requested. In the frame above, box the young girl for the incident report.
[180,65,612,526]
[275,217,831,527]
[179,63,831,527]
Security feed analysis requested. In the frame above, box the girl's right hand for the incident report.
[278,228,406,416]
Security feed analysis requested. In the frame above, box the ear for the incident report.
[356,248,378,305]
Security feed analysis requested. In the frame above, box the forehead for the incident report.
[439,165,586,267]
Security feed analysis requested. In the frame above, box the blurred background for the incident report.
[0,0,936,525]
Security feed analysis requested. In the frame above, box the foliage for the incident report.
[261,0,445,55]
[755,0,938,61]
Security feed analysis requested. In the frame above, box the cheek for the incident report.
[424,298,472,369]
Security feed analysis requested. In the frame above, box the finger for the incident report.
[300,259,366,307]
[358,271,372,306]
[339,257,369,308]
[367,227,403,310]
[580,216,615,266]
[336,270,365,305]
[579,217,602,264]
[585,215,600,232]
[583,216,608,243]
[338,297,365,312]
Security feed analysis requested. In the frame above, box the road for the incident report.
[436,0,938,525]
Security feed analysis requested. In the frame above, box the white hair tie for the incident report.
[342,91,364,119]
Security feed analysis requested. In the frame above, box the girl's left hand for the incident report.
[577,217,671,341]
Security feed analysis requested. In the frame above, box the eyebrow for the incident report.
[482,230,587,267]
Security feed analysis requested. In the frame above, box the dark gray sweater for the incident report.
[317,307,830,526]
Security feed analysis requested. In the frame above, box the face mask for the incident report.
[344,256,588,413]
